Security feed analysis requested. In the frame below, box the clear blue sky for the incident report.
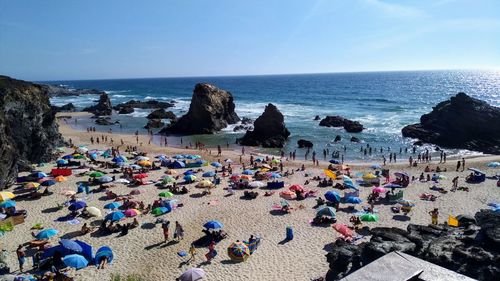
[1,0,499,81]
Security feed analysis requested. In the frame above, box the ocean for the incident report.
[47,70,500,161]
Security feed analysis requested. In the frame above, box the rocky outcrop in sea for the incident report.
[238,103,290,148]
[319,115,364,133]
[0,76,63,189]
[82,93,112,116]
[51,103,76,112]
[325,209,500,281]
[41,84,105,97]
[402,92,500,154]
[147,109,176,120]
[113,100,175,111]
[160,83,240,134]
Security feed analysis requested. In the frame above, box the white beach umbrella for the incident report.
[179,268,205,281]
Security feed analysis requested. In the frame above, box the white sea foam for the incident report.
[129,108,151,118]
[104,90,131,94]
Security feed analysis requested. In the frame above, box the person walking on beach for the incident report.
[456,160,461,172]
[429,208,439,225]
[443,152,447,163]
[188,244,197,263]
[162,221,170,243]
[174,221,184,241]
[16,245,25,272]
[462,158,465,172]
[217,145,222,156]
[451,176,459,191]
[205,241,217,262]
[382,155,386,166]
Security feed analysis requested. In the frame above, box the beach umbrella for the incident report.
[397,199,415,207]
[261,164,271,169]
[41,179,56,186]
[242,169,254,175]
[89,171,104,178]
[183,170,195,175]
[372,187,386,193]
[135,156,149,161]
[179,268,206,281]
[271,159,281,164]
[384,183,402,189]
[332,223,354,237]
[124,209,141,217]
[224,159,233,163]
[0,200,16,208]
[173,154,185,159]
[370,164,382,169]
[230,175,241,182]
[344,182,359,191]
[31,172,48,179]
[56,159,68,165]
[115,178,130,184]
[86,207,102,217]
[437,174,447,180]
[324,169,337,180]
[343,196,362,204]
[343,175,354,183]
[227,241,250,262]
[196,180,213,188]
[394,172,409,178]
[329,159,341,164]
[63,254,88,269]
[270,173,281,179]
[129,164,141,170]
[98,176,113,183]
[254,157,263,162]
[184,175,196,182]
[152,207,170,215]
[36,228,58,239]
[134,173,148,179]
[240,175,252,181]
[76,146,88,153]
[156,154,167,159]
[24,182,40,189]
[94,246,114,265]
[325,191,341,203]
[111,157,125,163]
[161,176,175,184]
[104,202,122,210]
[0,192,15,202]
[159,191,174,198]
[129,189,143,195]
[360,213,379,222]
[486,162,500,168]
[59,239,83,253]
[105,211,125,222]
[62,155,74,160]
[316,206,336,218]
[137,160,152,167]
[202,171,215,177]
[203,220,223,229]
[61,190,76,197]
[211,162,222,168]
[289,184,304,192]
[55,175,67,182]
[249,181,265,188]
[362,173,377,180]
[165,169,178,175]
[68,201,87,212]
[279,190,296,200]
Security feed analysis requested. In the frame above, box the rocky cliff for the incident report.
[238,103,290,148]
[0,76,63,189]
[325,209,499,281]
[160,83,240,134]
[402,93,500,154]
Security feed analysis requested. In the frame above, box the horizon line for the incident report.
[35,67,500,83]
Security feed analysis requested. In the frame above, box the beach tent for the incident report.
[325,191,341,203]
[169,161,186,169]
[467,168,486,183]
[95,246,114,266]
[317,206,336,218]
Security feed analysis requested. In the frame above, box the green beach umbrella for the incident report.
[360,213,379,222]
[161,176,175,184]
[89,171,104,178]
[159,191,174,198]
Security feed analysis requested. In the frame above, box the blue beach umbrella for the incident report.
[31,172,48,179]
[203,220,223,229]
[324,191,341,203]
[183,170,195,175]
[56,159,68,165]
[0,200,16,208]
[316,206,336,218]
[183,175,196,182]
[211,162,222,168]
[62,155,74,160]
[94,246,114,265]
[242,170,254,175]
[344,182,359,191]
[270,173,281,179]
[329,159,341,164]
[36,228,58,239]
[59,239,83,253]
[173,154,185,159]
[98,176,113,183]
[104,202,122,209]
[63,254,88,269]
[371,164,382,169]
[202,171,215,177]
[68,201,87,212]
[41,179,56,186]
[384,183,403,189]
[344,196,362,204]
[105,211,125,222]
[487,162,500,168]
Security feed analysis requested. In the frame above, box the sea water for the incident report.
[46,70,500,161]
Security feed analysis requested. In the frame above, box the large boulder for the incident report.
[297,139,313,148]
[82,93,112,116]
[144,119,164,129]
[51,103,76,112]
[113,99,175,111]
[147,109,176,120]
[160,83,240,134]
[0,76,63,189]
[118,105,134,114]
[325,209,500,281]
[402,93,500,154]
[319,115,364,132]
[238,103,290,148]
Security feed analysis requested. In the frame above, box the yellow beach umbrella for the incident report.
[165,169,177,175]
[25,182,40,189]
[137,160,152,167]
[87,207,102,217]
[197,180,213,188]
[55,176,67,182]
[0,192,15,202]
[362,173,377,180]
[324,169,337,180]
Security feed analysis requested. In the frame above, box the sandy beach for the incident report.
[1,113,499,281]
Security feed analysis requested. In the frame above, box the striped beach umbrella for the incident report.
[227,241,250,262]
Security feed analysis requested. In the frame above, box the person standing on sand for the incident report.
[462,158,465,172]
[443,152,447,163]
[162,221,170,243]
[456,160,461,172]
[383,156,386,166]
[205,241,217,262]
[188,244,197,263]
[429,208,439,225]
[16,245,25,272]
[174,221,184,241]
[217,145,221,156]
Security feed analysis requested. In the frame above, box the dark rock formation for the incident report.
[402,93,500,154]
[160,83,240,134]
[233,124,253,132]
[314,115,321,121]
[350,136,360,143]
[95,117,118,125]
[241,117,253,125]
[144,119,164,129]
[147,109,176,120]
[118,105,134,114]
[0,76,63,189]
[52,103,76,112]
[325,209,500,281]
[113,100,175,111]
[238,103,290,148]
[82,93,112,116]
[297,139,313,148]
[334,135,341,142]
[41,84,105,97]
[319,115,364,133]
